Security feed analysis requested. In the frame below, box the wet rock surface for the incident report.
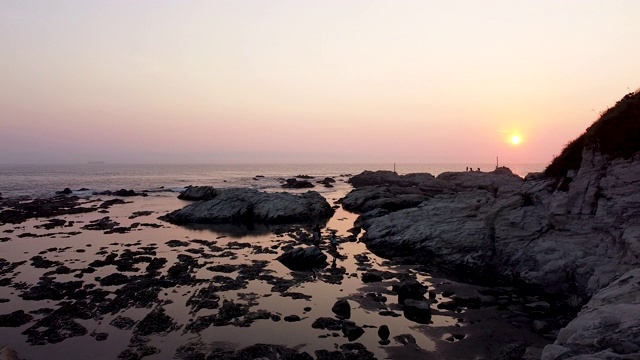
[0,196,97,225]
[162,188,334,225]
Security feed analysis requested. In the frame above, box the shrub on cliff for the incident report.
[545,90,640,177]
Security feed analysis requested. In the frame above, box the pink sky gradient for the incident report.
[1,1,639,165]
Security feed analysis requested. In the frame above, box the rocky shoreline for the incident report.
[0,182,561,360]
[0,148,639,359]
[342,151,640,359]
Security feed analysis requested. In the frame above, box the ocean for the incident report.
[0,163,545,198]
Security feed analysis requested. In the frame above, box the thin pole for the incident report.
[393,163,396,173]
[496,156,499,168]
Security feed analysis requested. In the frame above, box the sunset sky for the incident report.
[1,1,639,165]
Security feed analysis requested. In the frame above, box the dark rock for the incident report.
[30,255,62,269]
[162,188,334,225]
[21,302,89,345]
[378,324,390,341]
[134,307,178,336]
[113,189,138,197]
[361,272,384,283]
[98,273,132,286]
[282,178,314,189]
[283,315,301,322]
[0,195,96,225]
[178,186,219,201]
[341,321,365,341]
[36,218,67,230]
[277,246,328,271]
[82,217,119,231]
[0,310,33,327]
[402,299,432,324]
[56,188,73,195]
[110,316,136,330]
[392,280,427,304]
[234,344,313,360]
[99,198,127,209]
[331,299,351,319]
[311,317,343,331]
[166,239,190,247]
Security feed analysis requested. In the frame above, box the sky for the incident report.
[1,1,639,165]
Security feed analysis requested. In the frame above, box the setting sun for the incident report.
[510,135,522,145]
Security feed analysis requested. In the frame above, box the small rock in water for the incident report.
[341,321,365,341]
[331,299,351,319]
[284,315,301,322]
[378,324,390,342]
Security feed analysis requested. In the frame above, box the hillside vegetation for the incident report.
[545,90,640,177]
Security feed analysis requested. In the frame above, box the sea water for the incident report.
[0,163,545,198]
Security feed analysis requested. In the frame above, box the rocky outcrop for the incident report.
[348,170,452,189]
[282,178,314,189]
[162,188,334,225]
[178,186,219,200]
[360,150,640,295]
[276,246,328,271]
[352,149,640,359]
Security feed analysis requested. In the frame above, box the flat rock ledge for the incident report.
[162,188,334,225]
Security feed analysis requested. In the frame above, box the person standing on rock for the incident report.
[313,224,321,244]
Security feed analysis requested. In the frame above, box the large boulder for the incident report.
[162,188,334,225]
[282,178,314,189]
[178,186,219,200]
[277,246,328,271]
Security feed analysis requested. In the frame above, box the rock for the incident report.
[178,186,219,200]
[361,271,384,283]
[0,347,20,360]
[56,188,73,195]
[113,189,138,197]
[233,344,313,360]
[348,170,445,188]
[402,299,431,324]
[378,324,390,341]
[341,321,364,341]
[162,188,334,225]
[134,307,178,336]
[282,178,315,189]
[0,195,96,225]
[0,310,33,327]
[392,280,427,304]
[331,299,351,319]
[542,268,640,359]
[341,186,434,214]
[110,316,136,330]
[311,317,343,331]
[283,315,301,322]
[277,246,328,271]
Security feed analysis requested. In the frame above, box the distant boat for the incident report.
[87,161,105,164]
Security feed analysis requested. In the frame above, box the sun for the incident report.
[510,135,522,145]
